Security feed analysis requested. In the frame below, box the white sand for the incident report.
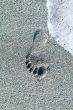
[47,0,73,56]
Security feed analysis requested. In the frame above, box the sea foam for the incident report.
[46,0,73,56]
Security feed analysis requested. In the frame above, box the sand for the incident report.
[0,0,73,110]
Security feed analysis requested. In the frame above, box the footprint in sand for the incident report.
[25,29,51,80]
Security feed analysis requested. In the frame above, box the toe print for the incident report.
[29,67,34,72]
[26,63,32,69]
[26,54,29,59]
[33,67,38,75]
[25,60,29,65]
[38,67,45,76]
[25,29,50,80]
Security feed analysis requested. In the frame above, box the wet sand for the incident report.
[0,0,73,110]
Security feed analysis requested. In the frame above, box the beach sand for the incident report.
[0,0,73,110]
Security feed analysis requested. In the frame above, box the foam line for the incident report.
[46,0,73,56]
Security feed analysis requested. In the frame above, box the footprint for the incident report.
[25,29,50,80]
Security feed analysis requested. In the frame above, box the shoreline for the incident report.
[46,0,73,56]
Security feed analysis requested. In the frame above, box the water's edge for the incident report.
[46,0,73,56]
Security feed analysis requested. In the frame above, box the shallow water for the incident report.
[47,0,73,56]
